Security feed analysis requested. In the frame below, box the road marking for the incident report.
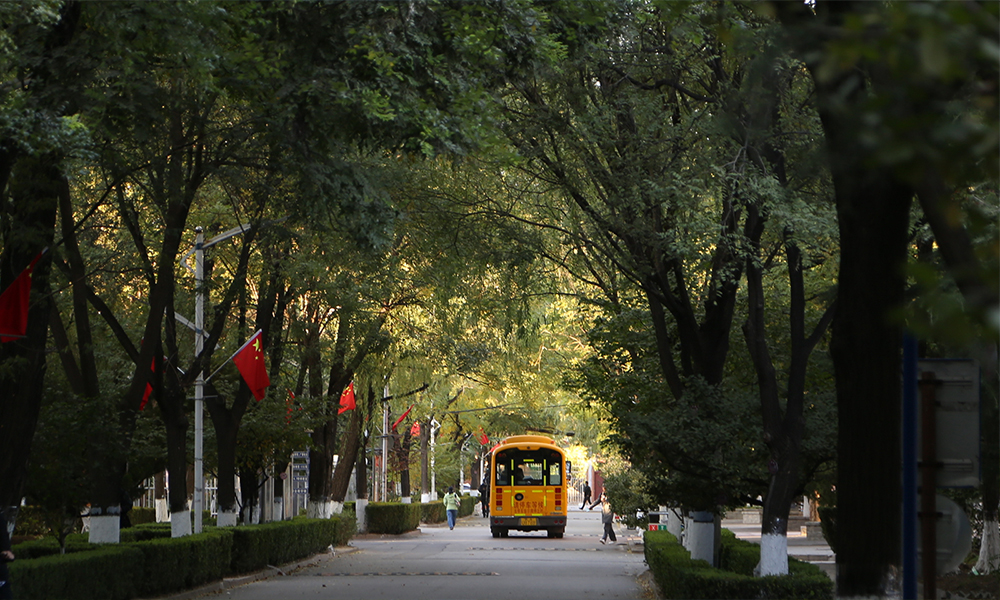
[316,572,499,577]
[466,547,604,552]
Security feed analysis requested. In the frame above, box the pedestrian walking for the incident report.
[443,486,460,530]
[579,482,591,510]
[478,479,490,518]
[589,493,617,544]
[0,507,15,600]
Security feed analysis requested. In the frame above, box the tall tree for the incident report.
[772,1,998,594]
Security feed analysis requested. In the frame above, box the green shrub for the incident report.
[230,517,354,573]
[10,516,356,599]
[459,495,476,517]
[9,544,143,600]
[421,501,446,524]
[367,502,421,534]
[643,529,833,600]
[128,528,233,595]
[128,507,157,526]
[9,506,54,536]
[120,522,173,543]
[11,536,98,559]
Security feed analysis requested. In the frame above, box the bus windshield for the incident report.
[494,449,563,486]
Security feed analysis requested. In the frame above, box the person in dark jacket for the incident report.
[579,482,592,510]
[0,507,15,600]
[478,479,490,518]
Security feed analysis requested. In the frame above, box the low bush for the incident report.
[421,501,446,524]
[9,537,98,559]
[367,502,421,534]
[10,544,144,600]
[128,507,157,526]
[230,516,355,573]
[9,516,355,600]
[644,529,833,600]
[459,495,476,517]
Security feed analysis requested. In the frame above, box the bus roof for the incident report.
[499,435,556,446]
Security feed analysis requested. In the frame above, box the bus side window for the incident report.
[496,464,509,485]
[548,463,561,485]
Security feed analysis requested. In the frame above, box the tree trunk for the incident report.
[975,349,999,574]
[0,156,58,511]
[331,399,365,506]
[308,419,338,518]
[160,390,191,535]
[829,174,912,595]
[210,406,240,527]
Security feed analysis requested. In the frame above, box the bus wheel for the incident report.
[547,528,556,539]
[491,528,500,539]
[555,527,565,539]
[500,528,509,538]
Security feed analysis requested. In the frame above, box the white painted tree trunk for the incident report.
[88,515,120,544]
[216,509,238,527]
[757,532,789,576]
[974,517,999,574]
[155,498,169,523]
[308,500,333,519]
[170,510,191,537]
[356,498,368,533]
[307,499,344,519]
[666,509,683,539]
[686,520,715,564]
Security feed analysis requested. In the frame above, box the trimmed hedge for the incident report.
[644,530,833,600]
[419,495,476,524]
[460,495,476,517]
[367,502,422,534]
[130,528,233,596]
[11,544,144,600]
[128,507,157,526]
[421,501,446,524]
[9,516,355,600]
[230,517,355,573]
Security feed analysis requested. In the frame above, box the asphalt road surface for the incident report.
[199,506,651,600]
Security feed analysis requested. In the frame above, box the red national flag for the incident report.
[0,252,42,342]
[410,421,421,437]
[285,388,296,424]
[140,357,157,411]
[337,381,356,414]
[233,330,269,401]
[391,404,414,432]
[477,427,489,446]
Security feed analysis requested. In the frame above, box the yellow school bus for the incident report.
[488,435,569,538]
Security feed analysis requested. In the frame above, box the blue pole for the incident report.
[902,333,918,600]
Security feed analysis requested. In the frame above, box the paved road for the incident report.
[199,507,651,600]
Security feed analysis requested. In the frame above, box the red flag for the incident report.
[410,421,421,437]
[140,357,157,411]
[391,404,413,432]
[477,426,489,446]
[233,330,269,401]
[285,388,296,423]
[337,381,356,414]
[0,252,42,342]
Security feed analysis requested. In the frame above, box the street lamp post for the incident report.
[184,224,250,534]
